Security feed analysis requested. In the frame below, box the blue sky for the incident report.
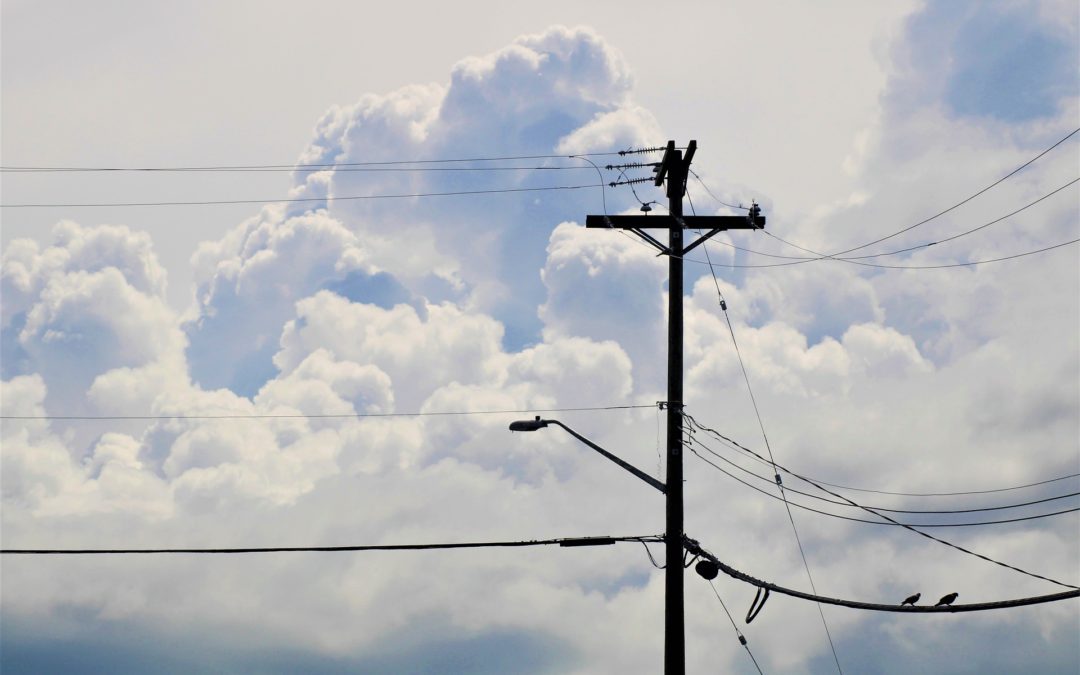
[2,1,1078,673]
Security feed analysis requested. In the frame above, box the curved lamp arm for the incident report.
[509,417,666,494]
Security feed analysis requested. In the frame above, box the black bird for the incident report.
[900,592,920,606]
[935,592,959,606]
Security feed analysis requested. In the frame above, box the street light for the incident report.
[508,416,666,494]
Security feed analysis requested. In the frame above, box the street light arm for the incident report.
[545,420,667,494]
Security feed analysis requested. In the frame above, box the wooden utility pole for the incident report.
[585,140,764,675]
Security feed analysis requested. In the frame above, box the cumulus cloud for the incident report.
[285,26,660,350]
[2,222,184,419]
[2,11,1078,675]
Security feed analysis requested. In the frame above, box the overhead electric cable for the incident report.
[0,403,655,421]
[0,534,664,555]
[745,177,1079,266]
[685,127,1079,268]
[691,127,1078,262]
[684,415,1080,590]
[687,169,751,211]
[695,431,1079,497]
[0,183,597,208]
[830,126,1080,257]
[839,178,1079,260]
[683,178,1079,268]
[708,580,766,674]
[686,440,1080,527]
[2,165,593,174]
[684,539,1080,613]
[689,438,1080,515]
[680,237,1079,270]
[0,150,646,172]
[685,192,844,674]
[614,179,1078,272]
[710,177,1078,264]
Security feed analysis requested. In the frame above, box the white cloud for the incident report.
[2,11,1077,674]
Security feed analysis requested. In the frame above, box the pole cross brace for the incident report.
[585,215,765,230]
[585,215,765,259]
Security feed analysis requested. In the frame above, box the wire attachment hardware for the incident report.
[747,201,762,228]
[618,145,668,156]
[609,177,655,187]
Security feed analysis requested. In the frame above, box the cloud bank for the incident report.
[3,12,1078,674]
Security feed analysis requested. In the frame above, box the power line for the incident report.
[691,127,1079,263]
[707,579,766,674]
[618,182,1078,272]
[0,151,638,172]
[2,165,594,174]
[684,127,1079,270]
[831,126,1080,257]
[694,419,1080,497]
[689,437,1080,515]
[682,178,1080,268]
[684,415,1079,590]
[0,403,656,421]
[842,178,1079,260]
[685,538,1080,613]
[684,197,844,674]
[0,183,597,209]
[687,440,1080,528]
[718,177,1078,264]
[687,169,750,211]
[0,534,663,555]
[682,237,1079,270]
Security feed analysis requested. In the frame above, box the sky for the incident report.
[1,1,1078,673]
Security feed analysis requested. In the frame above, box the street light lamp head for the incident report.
[509,416,549,432]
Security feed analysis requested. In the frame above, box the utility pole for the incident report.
[585,140,764,674]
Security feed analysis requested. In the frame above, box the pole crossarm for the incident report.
[685,537,1080,613]
[584,215,765,230]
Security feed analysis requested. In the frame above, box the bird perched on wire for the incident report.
[935,592,959,606]
[900,592,921,606]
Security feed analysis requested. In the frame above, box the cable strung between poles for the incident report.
[0,183,598,208]
[698,433,1079,497]
[689,437,1080,515]
[708,580,766,674]
[688,126,1080,262]
[1,534,664,555]
[684,196,844,675]
[685,539,1080,613]
[684,414,1079,591]
[686,440,1080,527]
[2,403,655,421]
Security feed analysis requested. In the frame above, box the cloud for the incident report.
[2,222,184,418]
[284,26,659,351]
[2,13,1078,675]
[887,1,1078,122]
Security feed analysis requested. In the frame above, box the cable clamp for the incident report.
[774,474,783,486]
